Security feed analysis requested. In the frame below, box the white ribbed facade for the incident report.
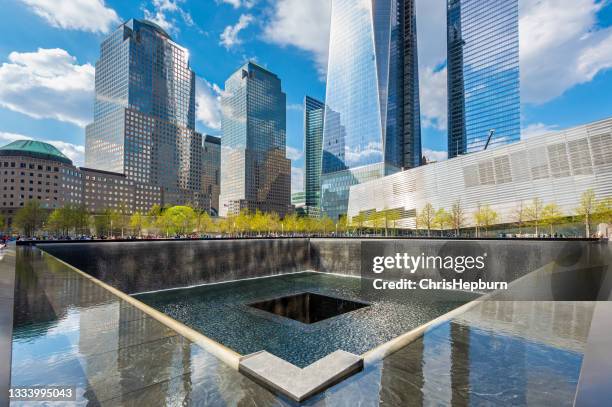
[347,117,612,228]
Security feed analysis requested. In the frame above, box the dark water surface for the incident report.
[12,247,591,406]
[135,272,478,367]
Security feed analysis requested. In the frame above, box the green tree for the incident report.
[155,211,173,238]
[217,217,231,236]
[594,197,612,225]
[575,189,596,237]
[46,209,63,236]
[416,203,435,237]
[251,211,268,235]
[351,213,366,236]
[320,215,334,236]
[336,215,348,236]
[93,209,112,237]
[267,212,281,235]
[195,211,214,236]
[71,204,90,235]
[512,200,527,235]
[130,212,145,237]
[164,205,196,236]
[387,209,401,236]
[473,204,498,237]
[14,200,47,236]
[107,209,122,238]
[541,203,563,235]
[525,197,544,235]
[282,213,300,235]
[234,210,251,236]
[433,208,451,234]
[450,200,466,236]
[371,211,385,235]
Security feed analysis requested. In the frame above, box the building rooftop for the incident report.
[204,134,221,145]
[0,140,72,165]
[139,19,171,38]
[124,18,171,39]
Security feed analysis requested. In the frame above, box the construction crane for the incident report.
[484,129,495,150]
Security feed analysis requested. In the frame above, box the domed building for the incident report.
[0,140,82,226]
[0,139,161,229]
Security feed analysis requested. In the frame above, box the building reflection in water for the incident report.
[376,300,593,406]
[10,246,598,406]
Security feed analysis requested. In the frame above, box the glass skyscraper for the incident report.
[85,19,202,206]
[219,62,291,217]
[321,0,421,220]
[447,0,520,158]
[304,96,325,217]
[202,135,221,215]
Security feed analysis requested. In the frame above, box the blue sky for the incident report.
[0,0,611,193]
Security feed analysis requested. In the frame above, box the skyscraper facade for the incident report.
[85,19,202,206]
[321,0,421,220]
[219,62,291,217]
[447,0,520,158]
[304,96,325,217]
[202,135,221,215]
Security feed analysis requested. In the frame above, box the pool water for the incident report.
[135,272,479,367]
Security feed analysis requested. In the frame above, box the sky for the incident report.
[0,0,611,194]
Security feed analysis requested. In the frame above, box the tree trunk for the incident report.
[585,214,590,237]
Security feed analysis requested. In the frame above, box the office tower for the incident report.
[202,135,221,215]
[85,19,202,206]
[219,62,291,217]
[447,0,520,158]
[321,0,421,220]
[304,96,325,217]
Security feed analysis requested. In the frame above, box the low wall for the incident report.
[310,238,609,284]
[39,239,312,294]
[38,238,609,296]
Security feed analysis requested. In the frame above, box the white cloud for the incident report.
[20,0,120,33]
[422,148,447,163]
[143,0,194,34]
[220,0,256,8]
[220,14,254,49]
[286,146,302,161]
[415,0,612,130]
[419,66,447,131]
[287,103,303,112]
[345,142,384,167]
[0,48,94,127]
[49,140,86,166]
[221,0,241,7]
[0,132,85,166]
[520,0,612,104]
[196,77,223,130]
[291,166,303,194]
[263,0,331,75]
[521,122,559,139]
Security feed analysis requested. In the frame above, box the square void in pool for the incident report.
[249,292,369,324]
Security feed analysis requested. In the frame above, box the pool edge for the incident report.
[39,249,242,371]
[361,261,557,365]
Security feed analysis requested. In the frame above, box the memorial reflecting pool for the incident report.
[6,245,598,406]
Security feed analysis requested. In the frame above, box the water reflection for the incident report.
[11,246,595,406]
[11,247,287,406]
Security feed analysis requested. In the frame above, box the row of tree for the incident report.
[7,189,611,238]
[8,201,348,238]
[411,189,611,237]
